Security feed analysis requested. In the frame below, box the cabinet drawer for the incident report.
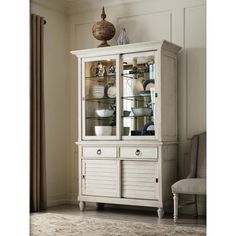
[82,146,117,158]
[119,147,158,159]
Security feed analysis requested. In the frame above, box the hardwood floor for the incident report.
[46,204,206,228]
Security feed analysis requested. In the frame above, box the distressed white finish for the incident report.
[119,147,158,159]
[122,161,158,200]
[82,146,117,158]
[72,41,180,218]
[173,193,178,223]
[82,159,118,197]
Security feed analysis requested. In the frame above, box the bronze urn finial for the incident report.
[92,7,116,47]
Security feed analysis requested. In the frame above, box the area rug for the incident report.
[30,213,206,236]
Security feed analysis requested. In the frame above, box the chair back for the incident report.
[196,132,206,178]
[187,132,206,178]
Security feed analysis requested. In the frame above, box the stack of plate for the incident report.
[92,85,104,98]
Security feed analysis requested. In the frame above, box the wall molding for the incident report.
[67,0,144,15]
[31,0,68,15]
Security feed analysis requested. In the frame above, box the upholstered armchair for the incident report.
[171,132,206,222]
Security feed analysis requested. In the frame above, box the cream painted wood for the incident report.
[82,159,118,197]
[73,41,180,218]
[122,161,158,200]
[119,147,158,159]
[157,208,164,219]
[79,201,85,211]
[82,147,117,158]
[173,193,178,223]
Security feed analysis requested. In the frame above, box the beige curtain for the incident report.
[30,14,47,212]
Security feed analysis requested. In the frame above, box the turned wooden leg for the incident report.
[194,195,198,217]
[79,201,85,211]
[173,193,178,223]
[157,208,164,219]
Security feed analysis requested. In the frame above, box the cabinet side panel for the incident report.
[161,51,178,141]
[161,145,177,205]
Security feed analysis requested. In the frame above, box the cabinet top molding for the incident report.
[71,40,181,58]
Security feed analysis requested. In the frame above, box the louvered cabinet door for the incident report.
[82,159,118,197]
[121,161,159,200]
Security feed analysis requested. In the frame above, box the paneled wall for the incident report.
[68,0,206,214]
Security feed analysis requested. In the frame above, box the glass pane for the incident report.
[84,59,117,137]
[121,52,156,137]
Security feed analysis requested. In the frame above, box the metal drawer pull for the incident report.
[135,149,140,156]
[97,149,102,155]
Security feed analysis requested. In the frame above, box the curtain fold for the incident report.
[30,14,47,212]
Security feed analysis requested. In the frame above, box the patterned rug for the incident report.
[30,213,206,236]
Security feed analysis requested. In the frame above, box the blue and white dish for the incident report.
[143,121,154,132]
[105,83,116,98]
[143,79,155,91]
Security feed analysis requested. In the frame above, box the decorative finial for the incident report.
[101,6,106,20]
[92,6,116,47]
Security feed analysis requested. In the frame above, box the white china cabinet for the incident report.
[71,40,181,218]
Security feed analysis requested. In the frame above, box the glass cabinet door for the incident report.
[82,55,119,139]
[121,51,157,138]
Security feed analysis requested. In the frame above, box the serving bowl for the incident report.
[132,107,152,117]
[123,110,131,117]
[95,109,114,117]
[95,126,112,136]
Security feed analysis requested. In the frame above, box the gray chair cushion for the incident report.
[171,178,206,195]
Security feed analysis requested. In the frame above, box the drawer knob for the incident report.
[135,149,140,156]
[97,149,102,155]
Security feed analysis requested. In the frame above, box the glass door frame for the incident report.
[81,54,121,140]
[120,50,160,140]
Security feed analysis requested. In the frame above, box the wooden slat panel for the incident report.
[121,161,158,200]
[85,190,117,197]
[82,159,118,197]
[85,176,117,181]
[122,173,155,178]
[122,161,155,167]
[123,181,155,187]
[85,179,115,185]
[85,170,117,176]
[123,185,155,191]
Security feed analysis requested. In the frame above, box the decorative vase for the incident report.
[92,7,116,47]
[117,28,130,45]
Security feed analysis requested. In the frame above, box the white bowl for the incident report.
[132,107,152,116]
[96,109,114,117]
[95,126,112,136]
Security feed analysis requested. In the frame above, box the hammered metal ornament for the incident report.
[92,7,116,47]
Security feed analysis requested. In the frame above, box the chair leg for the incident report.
[194,195,198,217]
[173,193,179,223]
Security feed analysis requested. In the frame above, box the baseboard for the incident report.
[47,193,78,207]
[47,194,68,207]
